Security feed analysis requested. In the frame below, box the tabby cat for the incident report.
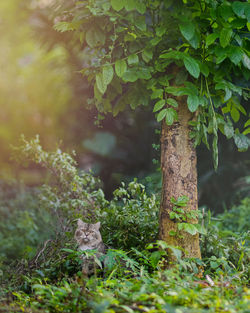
[74,219,106,275]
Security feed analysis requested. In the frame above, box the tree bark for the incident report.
[159,97,201,263]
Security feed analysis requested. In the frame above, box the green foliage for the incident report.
[0,138,249,313]
[215,197,250,233]
[168,196,205,237]
[3,246,250,313]
[53,0,250,169]
[101,180,159,250]
[13,136,159,252]
[0,183,53,265]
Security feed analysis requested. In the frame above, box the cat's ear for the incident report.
[93,221,101,231]
[77,219,86,228]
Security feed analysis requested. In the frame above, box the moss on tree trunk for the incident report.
[159,97,201,263]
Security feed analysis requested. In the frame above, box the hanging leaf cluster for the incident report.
[54,0,250,168]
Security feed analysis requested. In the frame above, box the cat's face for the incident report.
[74,220,101,247]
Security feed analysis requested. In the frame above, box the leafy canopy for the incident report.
[54,0,250,168]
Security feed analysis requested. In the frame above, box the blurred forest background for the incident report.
[0,0,249,263]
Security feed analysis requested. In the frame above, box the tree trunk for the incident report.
[159,97,201,263]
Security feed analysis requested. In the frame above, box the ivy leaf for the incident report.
[102,65,114,86]
[111,0,124,11]
[183,56,200,78]
[220,28,233,48]
[128,54,139,65]
[96,73,107,94]
[157,109,167,122]
[153,99,165,112]
[187,95,199,112]
[179,21,195,41]
[115,59,127,78]
[167,98,178,108]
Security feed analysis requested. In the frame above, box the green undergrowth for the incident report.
[0,137,249,312]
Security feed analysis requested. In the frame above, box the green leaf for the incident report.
[224,123,234,139]
[153,99,165,112]
[245,5,250,22]
[189,32,200,49]
[115,59,127,78]
[102,65,114,86]
[187,95,199,112]
[124,0,135,11]
[212,136,218,170]
[179,21,195,41]
[232,1,246,18]
[220,28,233,48]
[165,108,177,125]
[157,109,167,122]
[210,261,219,269]
[224,87,232,102]
[229,46,243,65]
[243,128,250,135]
[135,15,146,31]
[86,27,105,48]
[111,0,124,11]
[151,89,163,99]
[149,251,162,268]
[234,134,250,151]
[122,70,138,82]
[206,33,219,46]
[96,73,107,94]
[183,223,198,236]
[231,107,240,122]
[136,67,152,80]
[243,54,250,70]
[160,51,182,60]
[219,4,233,21]
[167,98,178,108]
[142,49,153,63]
[199,63,209,77]
[183,56,200,78]
[128,54,139,65]
[244,119,250,128]
[134,0,146,14]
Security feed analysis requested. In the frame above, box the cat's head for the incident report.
[74,219,102,247]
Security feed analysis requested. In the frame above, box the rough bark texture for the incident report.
[159,97,201,263]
